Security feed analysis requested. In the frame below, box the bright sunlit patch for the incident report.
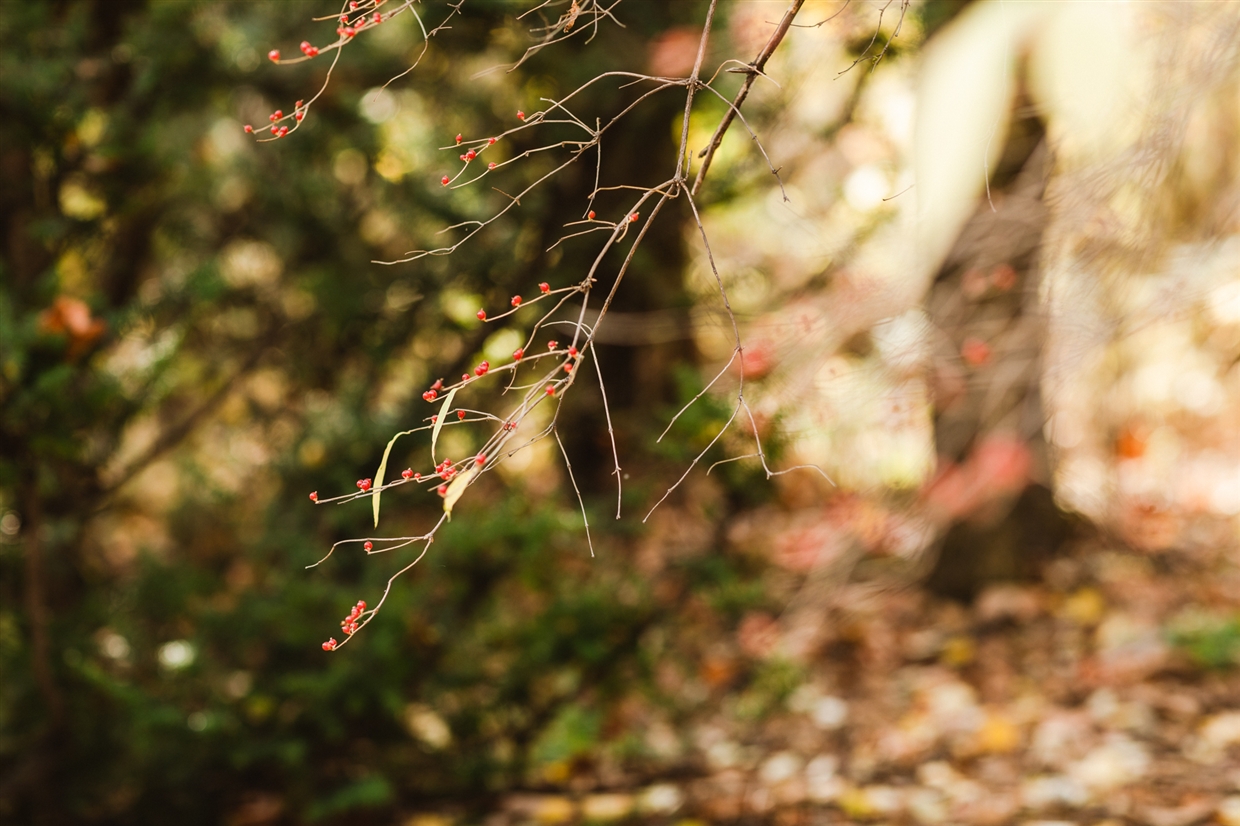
[843,165,890,212]
[158,640,195,671]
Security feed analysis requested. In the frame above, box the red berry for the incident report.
[539,282,550,294]
[309,491,318,502]
[441,175,450,186]
[488,137,497,145]
[357,600,366,611]
[475,453,486,465]
[437,484,448,496]
[511,295,522,307]
[401,468,414,480]
[343,26,356,37]
[517,110,525,120]
[277,126,289,137]
[545,384,556,396]
[431,378,444,391]
[268,50,280,62]
[465,149,476,161]
[460,154,467,161]
[300,41,312,53]
[564,362,573,372]
[244,124,254,133]
[308,46,319,56]
[363,541,373,551]
[588,210,595,220]
[349,1,358,8]
[547,340,558,350]
[423,389,438,402]
[474,361,489,376]
[295,111,304,121]
[270,110,283,122]
[488,162,496,170]
[568,346,578,357]
[455,133,462,144]
[512,348,524,360]
[322,639,337,651]
[462,373,470,382]
[431,415,437,423]
[476,309,486,321]
[629,212,639,223]
[357,478,372,492]
[373,12,383,23]
[457,410,466,420]
[413,472,421,480]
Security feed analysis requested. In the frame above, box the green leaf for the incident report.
[442,463,476,521]
[373,428,416,528]
[431,386,456,464]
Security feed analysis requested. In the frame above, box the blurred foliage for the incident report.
[1167,610,1240,670]
[0,1,782,822]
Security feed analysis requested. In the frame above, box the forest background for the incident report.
[2,1,1239,824]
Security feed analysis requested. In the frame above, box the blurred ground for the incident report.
[454,532,1240,826]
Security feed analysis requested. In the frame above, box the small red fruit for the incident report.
[423,389,438,402]
[511,295,522,307]
[474,361,489,376]
[455,133,462,144]
[441,175,450,186]
[465,149,476,161]
[488,137,497,145]
[357,478,372,492]
[322,639,337,651]
[268,50,280,62]
[564,362,573,372]
[363,541,373,551]
[488,162,496,170]
[401,468,414,480]
[244,124,254,133]
[437,484,448,496]
[629,212,639,223]
[512,348,524,360]
[309,491,318,502]
[547,340,558,350]
[516,110,525,120]
[476,309,486,321]
[545,384,556,396]
[568,346,578,357]
[539,282,550,294]
[588,210,595,220]
[457,410,466,420]
[475,453,486,465]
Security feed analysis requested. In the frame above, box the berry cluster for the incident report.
[243,101,305,139]
[340,600,367,636]
[321,598,366,650]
